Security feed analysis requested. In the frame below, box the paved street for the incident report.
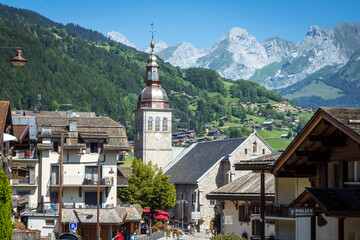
[158,231,210,240]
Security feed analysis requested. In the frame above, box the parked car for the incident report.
[59,232,79,240]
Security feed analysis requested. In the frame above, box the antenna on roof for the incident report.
[35,94,42,113]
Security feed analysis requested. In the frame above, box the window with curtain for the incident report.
[85,166,101,183]
[51,166,59,185]
[148,117,153,131]
[155,117,160,131]
[163,118,168,131]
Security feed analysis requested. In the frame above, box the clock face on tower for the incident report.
[154,133,161,140]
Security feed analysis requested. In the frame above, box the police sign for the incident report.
[69,222,77,231]
[289,207,314,217]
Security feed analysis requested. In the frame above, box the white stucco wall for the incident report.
[222,201,275,239]
[295,218,311,240]
[315,216,337,240]
[276,219,295,240]
[27,216,58,237]
[41,149,118,209]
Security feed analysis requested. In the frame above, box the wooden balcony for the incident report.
[251,203,291,219]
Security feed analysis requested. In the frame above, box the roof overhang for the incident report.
[206,193,274,201]
[273,108,360,177]
[289,188,360,217]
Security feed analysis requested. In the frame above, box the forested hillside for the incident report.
[0,4,285,139]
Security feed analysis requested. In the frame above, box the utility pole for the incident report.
[97,155,101,239]
[58,132,64,236]
[181,200,184,230]
[177,200,187,231]
[260,170,265,240]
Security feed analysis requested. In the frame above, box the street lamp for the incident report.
[177,200,187,231]
[0,47,28,66]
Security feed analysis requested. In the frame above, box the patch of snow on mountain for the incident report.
[263,25,348,89]
[107,31,139,50]
[145,40,169,54]
[162,42,208,69]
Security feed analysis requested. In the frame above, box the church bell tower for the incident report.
[134,25,172,168]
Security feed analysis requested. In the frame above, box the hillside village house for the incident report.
[1,101,15,176]
[18,114,130,239]
[10,124,40,215]
[164,132,273,231]
[206,152,281,239]
[272,107,360,240]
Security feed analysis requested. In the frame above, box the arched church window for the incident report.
[155,117,160,131]
[163,118,168,131]
[148,117,153,131]
[253,142,257,153]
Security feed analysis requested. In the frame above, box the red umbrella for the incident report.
[155,210,170,216]
[155,215,168,220]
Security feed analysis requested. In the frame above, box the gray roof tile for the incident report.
[165,138,246,184]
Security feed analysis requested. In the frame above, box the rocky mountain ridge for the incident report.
[108,23,360,88]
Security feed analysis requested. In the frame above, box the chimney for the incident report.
[69,120,77,132]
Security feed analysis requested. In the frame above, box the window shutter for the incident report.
[246,205,251,222]
[238,206,242,222]
[29,168,35,185]
[98,143,102,153]
[251,220,255,236]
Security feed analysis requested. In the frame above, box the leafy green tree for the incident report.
[0,170,12,239]
[218,120,224,127]
[288,131,293,139]
[118,159,176,211]
[232,105,246,122]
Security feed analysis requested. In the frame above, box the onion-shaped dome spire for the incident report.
[137,23,169,110]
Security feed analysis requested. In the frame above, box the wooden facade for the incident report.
[273,107,360,240]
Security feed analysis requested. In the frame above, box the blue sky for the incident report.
[2,0,360,49]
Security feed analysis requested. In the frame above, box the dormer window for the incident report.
[86,142,101,153]
[42,127,52,135]
[51,140,60,153]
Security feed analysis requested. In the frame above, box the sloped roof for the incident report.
[0,101,12,146]
[320,107,360,137]
[117,167,133,177]
[206,172,274,200]
[13,125,29,143]
[36,116,129,151]
[234,151,282,171]
[273,107,360,176]
[290,188,360,216]
[115,206,142,222]
[62,208,122,224]
[117,167,133,186]
[165,138,246,184]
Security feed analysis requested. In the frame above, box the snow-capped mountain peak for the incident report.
[306,25,322,38]
[107,31,137,49]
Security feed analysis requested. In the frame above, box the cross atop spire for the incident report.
[150,23,156,53]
